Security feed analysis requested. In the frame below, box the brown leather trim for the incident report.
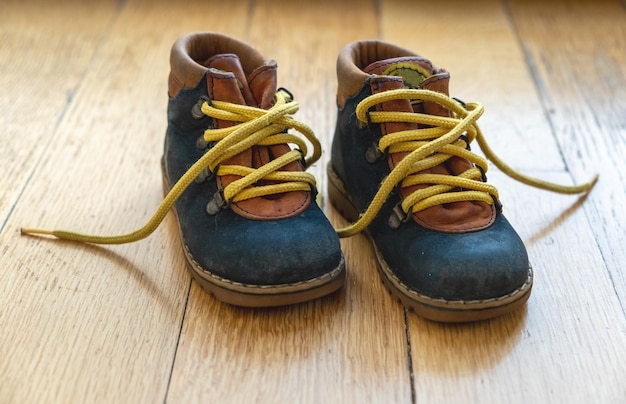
[248,61,278,109]
[231,191,311,221]
[368,67,495,233]
[201,55,310,221]
[420,72,452,117]
[413,203,496,233]
[337,40,422,108]
[225,145,311,221]
[369,76,416,138]
[168,32,265,97]
[206,68,245,105]
[167,72,183,99]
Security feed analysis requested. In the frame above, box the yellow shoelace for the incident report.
[336,89,598,237]
[21,90,321,244]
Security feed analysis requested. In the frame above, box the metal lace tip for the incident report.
[206,191,227,215]
[20,228,55,237]
[588,174,600,191]
[388,204,411,230]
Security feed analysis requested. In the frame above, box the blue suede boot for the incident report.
[161,33,345,306]
[21,33,345,307]
[328,40,596,322]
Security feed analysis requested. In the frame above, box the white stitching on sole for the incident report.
[372,241,533,310]
[183,241,345,294]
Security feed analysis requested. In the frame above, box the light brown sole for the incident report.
[327,163,532,322]
[161,157,346,307]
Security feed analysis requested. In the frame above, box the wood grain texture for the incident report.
[409,172,626,403]
[165,1,413,402]
[0,0,624,403]
[0,0,118,225]
[0,0,232,401]
[507,0,626,316]
[382,0,626,402]
[380,0,565,170]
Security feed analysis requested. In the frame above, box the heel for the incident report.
[327,163,360,223]
[160,156,172,197]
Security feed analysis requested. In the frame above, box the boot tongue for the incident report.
[365,57,493,232]
[201,54,308,220]
[202,53,278,112]
[201,53,278,164]
[364,56,451,116]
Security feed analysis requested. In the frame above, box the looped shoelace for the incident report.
[21,90,321,244]
[336,88,598,237]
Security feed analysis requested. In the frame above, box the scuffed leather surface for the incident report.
[168,32,266,97]
[201,56,311,220]
[367,75,496,232]
[165,75,343,285]
[337,40,423,108]
[331,81,530,301]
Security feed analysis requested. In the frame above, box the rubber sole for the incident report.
[161,157,346,307]
[327,163,532,322]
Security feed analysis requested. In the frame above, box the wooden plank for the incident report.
[165,0,413,402]
[409,171,626,403]
[382,0,626,402]
[3,0,621,402]
[380,0,565,171]
[506,0,626,314]
[0,0,118,225]
[248,0,383,188]
[0,0,253,402]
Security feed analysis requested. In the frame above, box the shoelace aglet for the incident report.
[20,227,55,237]
[20,91,322,246]
[584,173,600,193]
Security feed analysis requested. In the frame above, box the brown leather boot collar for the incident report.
[338,40,496,233]
[337,40,422,108]
[168,32,265,97]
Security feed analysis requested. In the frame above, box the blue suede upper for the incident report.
[330,78,530,301]
[164,74,343,285]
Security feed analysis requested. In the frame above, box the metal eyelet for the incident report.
[196,136,208,151]
[388,204,411,229]
[191,96,210,119]
[194,168,212,183]
[477,165,488,182]
[276,87,294,102]
[205,191,229,215]
[452,97,467,109]
[491,196,503,212]
[365,143,384,163]
[458,134,471,151]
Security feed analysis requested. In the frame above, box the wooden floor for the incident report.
[1,0,625,402]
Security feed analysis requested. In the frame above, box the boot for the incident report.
[328,40,596,322]
[162,33,345,306]
[22,32,346,307]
